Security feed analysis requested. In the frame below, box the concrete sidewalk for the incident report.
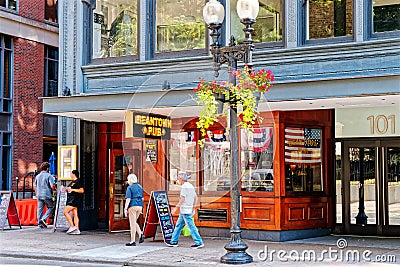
[1,226,399,266]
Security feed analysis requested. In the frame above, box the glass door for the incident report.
[338,139,400,236]
[108,148,141,232]
[382,141,400,234]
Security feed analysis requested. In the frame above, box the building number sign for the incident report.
[367,114,396,135]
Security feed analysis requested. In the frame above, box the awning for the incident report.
[42,89,199,122]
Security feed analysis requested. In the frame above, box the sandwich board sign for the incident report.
[0,191,21,230]
[53,189,70,231]
[143,190,174,244]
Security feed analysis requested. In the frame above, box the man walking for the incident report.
[34,162,56,228]
[167,172,204,249]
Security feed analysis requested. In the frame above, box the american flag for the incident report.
[284,128,321,164]
[253,127,273,152]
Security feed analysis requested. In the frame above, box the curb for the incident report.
[0,251,184,267]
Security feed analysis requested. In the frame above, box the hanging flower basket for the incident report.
[194,65,274,146]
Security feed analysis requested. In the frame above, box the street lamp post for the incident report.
[203,0,259,264]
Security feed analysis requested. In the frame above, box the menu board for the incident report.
[145,140,158,163]
[58,145,77,180]
[143,191,174,243]
[53,189,70,231]
[0,191,21,230]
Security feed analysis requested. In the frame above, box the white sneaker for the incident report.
[70,229,81,235]
[66,226,77,234]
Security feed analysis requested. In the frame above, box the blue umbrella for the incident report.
[49,152,57,175]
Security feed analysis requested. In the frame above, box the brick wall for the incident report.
[12,38,45,189]
[18,0,45,21]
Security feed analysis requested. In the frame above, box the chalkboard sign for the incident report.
[145,140,158,163]
[0,191,21,230]
[143,190,174,244]
[53,189,70,232]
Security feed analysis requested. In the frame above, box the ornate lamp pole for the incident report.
[203,0,259,264]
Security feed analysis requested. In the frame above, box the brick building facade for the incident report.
[0,0,58,192]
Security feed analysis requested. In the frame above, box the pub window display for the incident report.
[203,130,231,192]
[241,127,274,192]
[284,127,323,192]
[168,132,197,191]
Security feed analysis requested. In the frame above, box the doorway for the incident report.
[335,139,400,236]
[108,143,142,231]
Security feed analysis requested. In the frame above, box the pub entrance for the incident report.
[335,139,400,236]
[108,141,142,231]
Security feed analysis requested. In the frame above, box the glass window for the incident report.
[3,50,11,99]
[241,127,274,192]
[306,0,353,40]
[2,146,11,189]
[285,127,323,192]
[0,114,10,131]
[231,0,282,43]
[0,0,17,10]
[45,0,57,23]
[203,130,231,192]
[168,132,197,191]
[0,34,12,191]
[156,0,206,53]
[44,46,58,97]
[372,0,400,33]
[93,0,138,58]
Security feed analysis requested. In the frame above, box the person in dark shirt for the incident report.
[124,173,144,246]
[63,170,84,235]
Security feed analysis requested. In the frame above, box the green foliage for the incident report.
[194,66,274,147]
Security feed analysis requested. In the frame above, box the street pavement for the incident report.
[1,226,399,266]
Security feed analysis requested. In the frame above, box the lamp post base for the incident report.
[220,230,253,264]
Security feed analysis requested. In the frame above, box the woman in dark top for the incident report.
[63,170,84,235]
[124,173,144,246]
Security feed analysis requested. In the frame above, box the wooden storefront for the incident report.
[96,109,334,240]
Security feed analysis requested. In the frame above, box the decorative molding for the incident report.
[354,0,364,42]
[286,0,297,48]
[73,0,77,95]
[139,0,146,61]
[288,207,305,221]
[243,207,271,221]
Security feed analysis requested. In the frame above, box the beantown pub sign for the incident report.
[125,111,172,140]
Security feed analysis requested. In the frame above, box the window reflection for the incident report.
[231,0,282,43]
[45,0,58,23]
[203,130,231,192]
[168,132,197,191]
[0,0,17,10]
[44,46,58,97]
[373,0,400,33]
[241,127,274,192]
[284,127,323,192]
[93,0,138,58]
[156,0,206,52]
[306,0,353,40]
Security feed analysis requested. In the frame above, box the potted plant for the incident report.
[194,65,274,146]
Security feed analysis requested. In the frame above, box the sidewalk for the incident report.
[1,226,399,266]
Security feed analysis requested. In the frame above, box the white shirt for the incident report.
[180,182,196,214]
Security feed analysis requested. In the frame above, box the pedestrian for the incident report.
[167,172,204,249]
[124,173,145,246]
[63,170,84,235]
[33,162,56,228]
